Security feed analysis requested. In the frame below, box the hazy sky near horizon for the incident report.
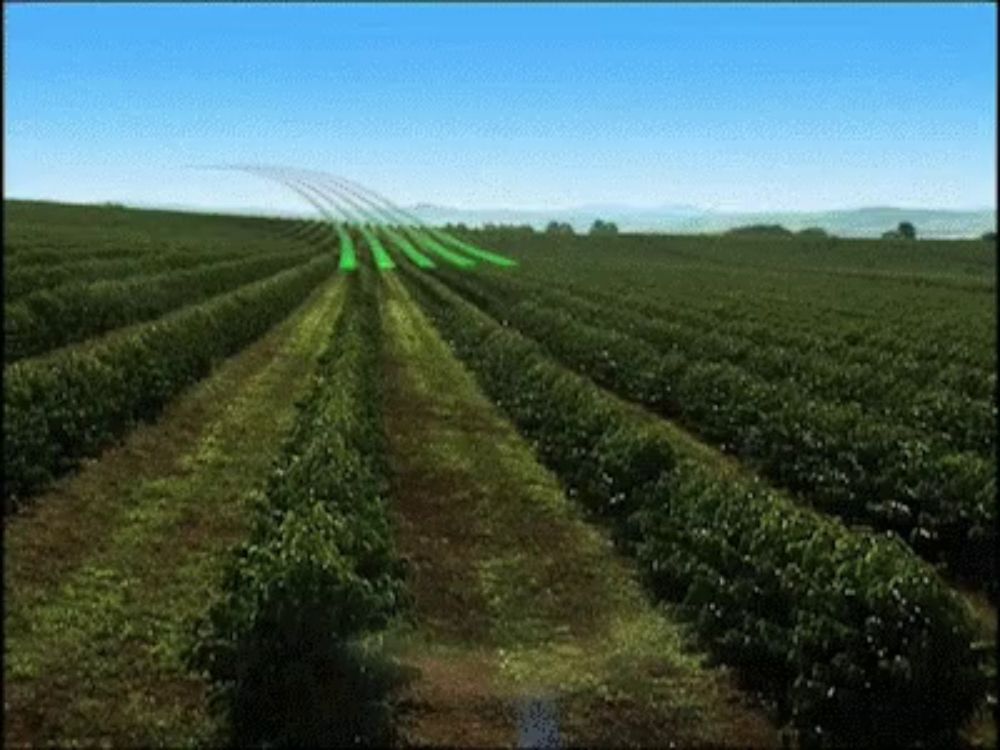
[5,3,996,213]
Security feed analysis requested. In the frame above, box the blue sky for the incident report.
[4,3,996,213]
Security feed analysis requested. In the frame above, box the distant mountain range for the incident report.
[110,200,997,239]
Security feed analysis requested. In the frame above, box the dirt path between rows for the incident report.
[379,274,777,748]
[4,277,345,748]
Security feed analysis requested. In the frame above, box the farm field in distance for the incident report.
[3,196,996,748]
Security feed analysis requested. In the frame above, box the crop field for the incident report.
[3,193,996,748]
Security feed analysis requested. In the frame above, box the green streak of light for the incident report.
[331,182,515,268]
[379,225,436,269]
[357,224,396,271]
[400,225,476,269]
[335,223,358,272]
[426,227,518,267]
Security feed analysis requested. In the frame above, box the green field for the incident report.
[3,199,996,748]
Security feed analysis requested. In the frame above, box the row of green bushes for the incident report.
[5,240,158,268]
[437,269,995,591]
[469,271,993,456]
[402,268,986,746]
[596,281,993,401]
[5,247,323,361]
[5,215,332,303]
[456,231,993,394]
[284,218,335,245]
[4,245,262,301]
[3,255,335,511]
[189,269,406,747]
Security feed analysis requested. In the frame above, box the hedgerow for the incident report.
[402,267,986,746]
[3,255,335,511]
[189,268,406,747]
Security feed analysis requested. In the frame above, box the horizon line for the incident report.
[4,194,996,216]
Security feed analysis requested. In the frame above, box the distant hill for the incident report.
[404,204,997,239]
[9,197,993,239]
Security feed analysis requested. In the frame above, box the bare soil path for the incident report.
[379,274,777,748]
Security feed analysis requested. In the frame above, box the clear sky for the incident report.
[4,3,996,213]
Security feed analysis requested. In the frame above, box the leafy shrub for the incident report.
[634,465,986,746]
[193,502,404,747]
[190,270,407,747]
